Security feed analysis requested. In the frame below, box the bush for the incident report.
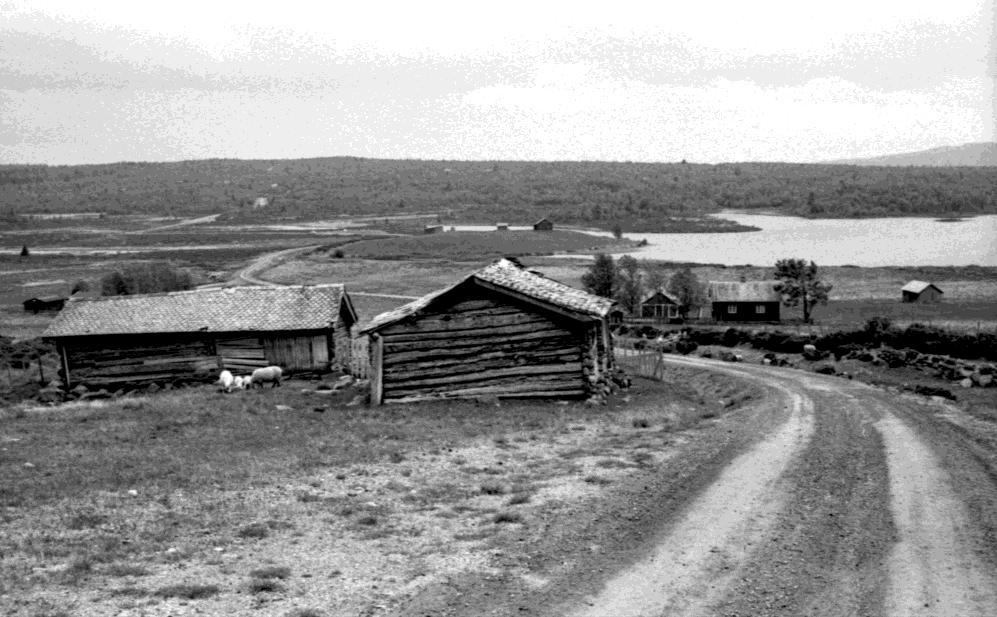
[101,262,192,296]
[675,339,698,355]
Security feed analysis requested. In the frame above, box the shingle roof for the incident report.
[361,259,614,334]
[641,290,679,305]
[708,281,781,302]
[901,280,942,294]
[44,285,354,337]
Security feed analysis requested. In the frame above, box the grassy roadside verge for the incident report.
[0,369,755,616]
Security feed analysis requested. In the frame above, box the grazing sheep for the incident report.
[218,370,234,393]
[251,365,283,389]
[232,375,245,390]
[241,374,253,389]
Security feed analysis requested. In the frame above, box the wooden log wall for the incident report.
[64,335,217,388]
[378,297,587,402]
[333,315,352,370]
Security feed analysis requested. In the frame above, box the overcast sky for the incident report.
[1,0,993,165]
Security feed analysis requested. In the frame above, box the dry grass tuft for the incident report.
[237,522,270,539]
[154,583,219,599]
[249,565,291,580]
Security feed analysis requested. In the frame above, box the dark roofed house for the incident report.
[533,217,554,231]
[23,296,67,314]
[360,259,616,404]
[44,285,357,389]
[708,281,781,322]
[901,281,943,303]
[639,290,681,322]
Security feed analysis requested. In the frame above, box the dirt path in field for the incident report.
[561,355,997,617]
[132,213,221,233]
[237,245,321,285]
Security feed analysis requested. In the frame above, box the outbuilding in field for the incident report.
[495,222,509,231]
[707,281,781,322]
[901,280,943,303]
[639,290,681,322]
[424,224,444,234]
[43,284,357,389]
[359,258,616,404]
[23,296,67,314]
[533,217,554,231]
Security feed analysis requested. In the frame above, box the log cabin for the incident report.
[707,281,781,322]
[359,259,616,404]
[23,296,67,314]
[901,280,943,303]
[43,284,356,389]
[639,290,681,322]
[533,217,554,231]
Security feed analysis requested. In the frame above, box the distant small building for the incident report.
[424,224,444,234]
[533,217,554,231]
[253,197,269,208]
[639,290,681,321]
[23,296,67,314]
[902,281,943,303]
[708,281,781,322]
[496,223,509,231]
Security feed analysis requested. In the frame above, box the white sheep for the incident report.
[218,369,234,393]
[241,374,253,389]
[232,375,245,390]
[251,365,283,389]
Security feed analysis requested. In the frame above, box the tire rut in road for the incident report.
[875,401,997,616]
[711,383,894,617]
[566,371,815,617]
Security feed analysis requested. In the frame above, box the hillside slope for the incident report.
[833,142,997,167]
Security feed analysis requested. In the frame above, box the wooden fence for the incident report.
[349,335,370,379]
[614,337,668,381]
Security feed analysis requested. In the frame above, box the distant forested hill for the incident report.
[1,158,995,231]
[831,142,997,167]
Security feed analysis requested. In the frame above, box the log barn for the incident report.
[43,285,357,389]
[23,296,67,313]
[707,281,781,322]
[360,259,616,404]
[901,280,943,303]
[533,217,554,231]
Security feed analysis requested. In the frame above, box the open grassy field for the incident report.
[341,230,635,260]
[0,369,752,616]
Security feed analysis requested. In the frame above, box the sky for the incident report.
[1,0,994,165]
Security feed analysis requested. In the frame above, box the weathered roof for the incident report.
[533,217,552,225]
[44,284,355,338]
[708,281,781,302]
[641,290,679,305]
[361,259,614,334]
[901,280,943,294]
[24,296,67,303]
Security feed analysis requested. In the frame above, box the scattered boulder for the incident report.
[813,364,837,375]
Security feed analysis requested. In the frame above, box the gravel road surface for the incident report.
[399,354,997,616]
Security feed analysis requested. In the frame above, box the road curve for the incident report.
[568,354,997,617]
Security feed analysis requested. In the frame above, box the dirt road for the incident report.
[397,355,997,616]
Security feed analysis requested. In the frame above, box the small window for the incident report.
[668,305,679,318]
[756,305,765,314]
[727,305,737,314]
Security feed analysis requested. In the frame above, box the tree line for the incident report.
[2,158,994,231]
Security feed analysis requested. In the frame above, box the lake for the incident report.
[539,212,996,267]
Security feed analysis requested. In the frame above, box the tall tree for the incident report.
[641,261,668,296]
[773,258,832,323]
[614,255,643,315]
[581,253,616,299]
[667,266,706,318]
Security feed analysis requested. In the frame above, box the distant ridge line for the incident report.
[827,142,997,167]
